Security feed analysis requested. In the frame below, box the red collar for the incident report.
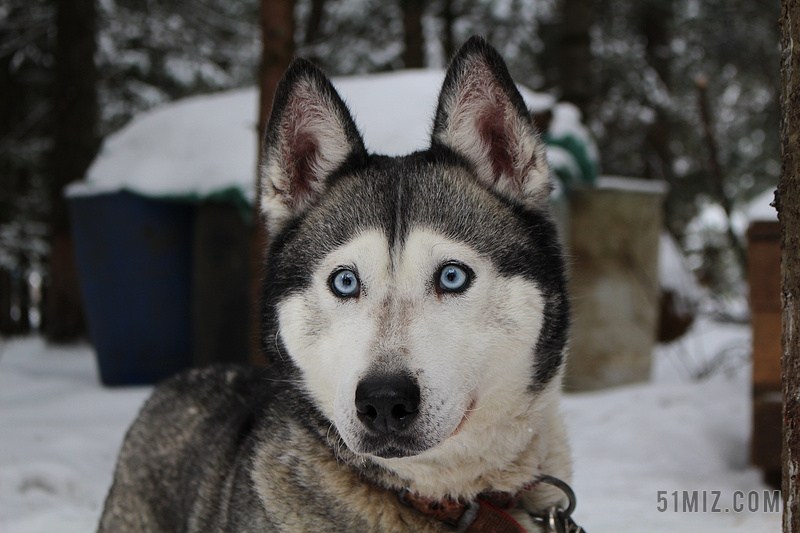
[398,482,539,533]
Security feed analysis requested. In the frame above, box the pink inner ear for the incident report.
[449,60,538,194]
[285,130,319,207]
[278,94,322,209]
[478,110,519,189]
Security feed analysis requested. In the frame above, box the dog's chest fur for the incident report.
[99,367,472,533]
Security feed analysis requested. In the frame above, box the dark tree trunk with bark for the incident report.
[639,0,671,91]
[401,0,426,68]
[259,0,295,138]
[638,0,684,242]
[440,0,456,62]
[301,0,327,67]
[779,2,800,532]
[252,0,295,365]
[559,0,594,118]
[304,0,327,47]
[640,0,673,182]
[47,0,99,341]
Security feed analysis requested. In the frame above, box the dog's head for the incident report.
[259,37,569,461]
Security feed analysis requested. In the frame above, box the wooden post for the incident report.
[749,221,783,488]
[252,0,295,365]
[779,1,800,531]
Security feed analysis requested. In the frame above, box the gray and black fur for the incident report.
[97,36,571,533]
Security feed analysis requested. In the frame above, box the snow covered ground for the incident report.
[569,317,780,532]
[0,318,781,532]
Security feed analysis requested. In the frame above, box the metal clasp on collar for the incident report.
[397,488,411,507]
[455,500,481,533]
[528,475,585,533]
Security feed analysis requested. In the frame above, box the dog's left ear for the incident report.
[432,36,551,208]
[260,58,366,235]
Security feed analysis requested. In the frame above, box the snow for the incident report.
[596,176,669,194]
[545,144,582,185]
[66,87,260,203]
[333,70,555,156]
[0,339,150,532]
[336,70,446,156]
[686,199,749,242]
[66,70,584,203]
[549,102,600,169]
[0,319,780,532]
[747,188,778,222]
[659,232,703,315]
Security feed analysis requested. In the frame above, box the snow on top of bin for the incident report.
[546,101,600,186]
[746,188,778,222]
[596,176,669,195]
[66,86,259,203]
[66,69,592,203]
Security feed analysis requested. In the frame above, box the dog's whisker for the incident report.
[466,397,491,413]
[273,332,286,362]
[261,378,305,384]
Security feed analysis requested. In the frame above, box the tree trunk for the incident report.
[696,78,748,268]
[559,0,594,118]
[47,0,99,342]
[259,0,296,138]
[304,0,327,47]
[440,0,456,62]
[779,2,800,532]
[639,0,673,184]
[401,0,426,68]
[252,0,295,365]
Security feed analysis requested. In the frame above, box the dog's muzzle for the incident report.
[352,373,424,457]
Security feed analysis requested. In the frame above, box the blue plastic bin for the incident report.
[69,192,194,385]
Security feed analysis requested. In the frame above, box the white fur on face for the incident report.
[277,228,563,496]
[276,230,391,424]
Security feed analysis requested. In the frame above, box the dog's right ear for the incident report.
[431,37,552,209]
[260,59,366,234]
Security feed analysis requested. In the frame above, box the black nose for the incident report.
[355,374,420,435]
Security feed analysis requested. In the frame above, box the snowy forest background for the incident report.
[0,0,781,338]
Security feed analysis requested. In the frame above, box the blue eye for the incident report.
[438,263,471,293]
[330,269,360,298]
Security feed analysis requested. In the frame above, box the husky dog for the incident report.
[98,36,573,533]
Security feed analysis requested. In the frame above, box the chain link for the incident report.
[527,475,586,533]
